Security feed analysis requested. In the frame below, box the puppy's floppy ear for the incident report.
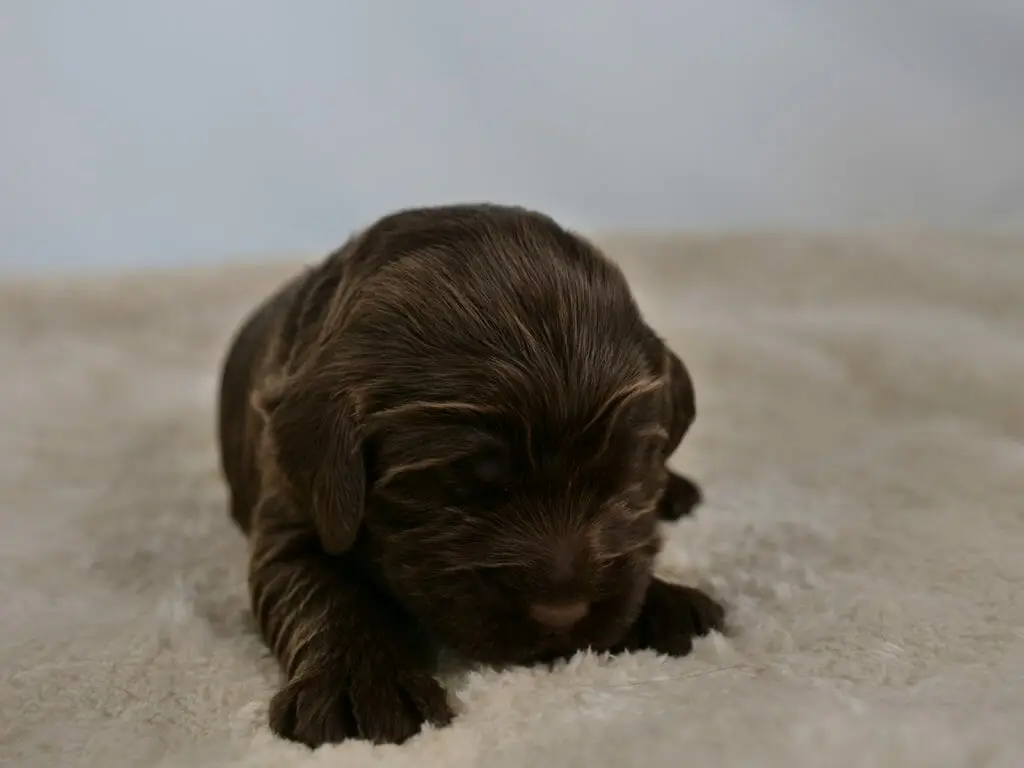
[254,371,366,555]
[639,326,696,455]
[663,346,696,449]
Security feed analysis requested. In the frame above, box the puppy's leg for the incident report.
[613,578,725,657]
[656,341,704,520]
[248,495,453,748]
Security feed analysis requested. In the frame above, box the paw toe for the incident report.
[269,676,356,748]
[659,474,704,520]
[403,674,455,728]
[268,685,299,742]
[686,588,726,636]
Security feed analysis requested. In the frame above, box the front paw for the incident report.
[268,661,454,748]
[618,578,725,657]
[657,472,703,521]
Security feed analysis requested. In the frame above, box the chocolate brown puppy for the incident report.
[216,204,725,748]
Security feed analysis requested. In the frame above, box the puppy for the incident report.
[216,203,724,748]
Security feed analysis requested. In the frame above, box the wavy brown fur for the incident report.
[216,204,723,747]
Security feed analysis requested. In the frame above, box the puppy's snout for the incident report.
[529,600,590,630]
[547,533,588,582]
[524,532,594,631]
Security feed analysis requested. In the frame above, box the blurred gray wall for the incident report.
[2,0,1023,271]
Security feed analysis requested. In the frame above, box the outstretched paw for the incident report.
[616,578,725,657]
[269,661,454,748]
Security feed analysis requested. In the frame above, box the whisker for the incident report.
[592,531,661,563]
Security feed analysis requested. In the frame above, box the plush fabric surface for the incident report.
[2,234,1023,768]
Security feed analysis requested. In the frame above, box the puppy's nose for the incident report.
[528,600,590,631]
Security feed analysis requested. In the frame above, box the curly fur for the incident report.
[216,203,723,747]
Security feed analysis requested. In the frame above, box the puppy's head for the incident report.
[268,206,691,664]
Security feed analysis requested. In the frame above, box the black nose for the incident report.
[528,600,590,631]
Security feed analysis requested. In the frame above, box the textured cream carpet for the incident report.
[2,234,1023,768]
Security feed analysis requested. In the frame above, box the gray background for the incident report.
[3,0,1023,272]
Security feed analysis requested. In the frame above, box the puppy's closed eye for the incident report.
[465,450,511,487]
[374,428,512,505]
[434,445,512,504]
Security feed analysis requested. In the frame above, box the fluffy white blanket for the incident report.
[2,234,1022,768]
